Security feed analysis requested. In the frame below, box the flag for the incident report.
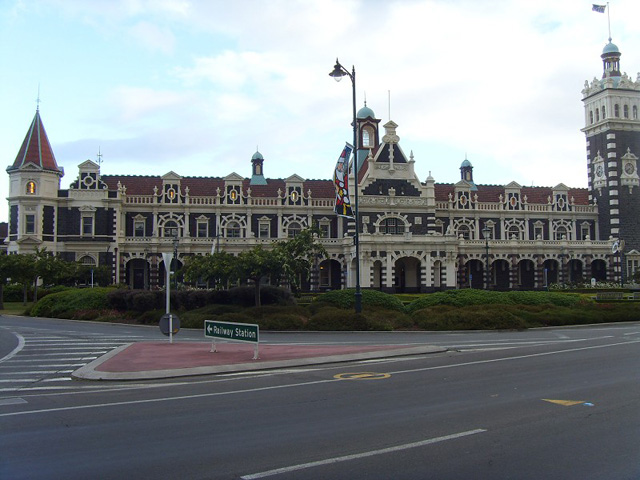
[333,143,354,218]
[592,4,606,13]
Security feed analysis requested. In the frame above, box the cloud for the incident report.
[129,20,176,54]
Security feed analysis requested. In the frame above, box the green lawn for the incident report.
[0,302,33,315]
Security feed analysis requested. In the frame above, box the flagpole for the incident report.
[607,2,611,41]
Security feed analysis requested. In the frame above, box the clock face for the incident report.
[596,165,604,177]
[624,162,635,175]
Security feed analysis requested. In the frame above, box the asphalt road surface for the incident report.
[1,316,639,479]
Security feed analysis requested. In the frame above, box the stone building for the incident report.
[5,40,640,291]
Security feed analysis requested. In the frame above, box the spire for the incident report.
[7,109,63,175]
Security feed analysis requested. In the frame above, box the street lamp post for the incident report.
[329,58,361,314]
[482,226,491,290]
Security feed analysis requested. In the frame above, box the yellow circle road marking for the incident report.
[334,372,391,380]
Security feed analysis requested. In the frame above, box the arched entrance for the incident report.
[466,259,484,289]
[567,259,583,284]
[319,259,342,291]
[126,258,149,289]
[394,257,421,293]
[543,259,559,286]
[493,259,510,290]
[518,259,535,289]
[591,259,607,282]
[158,258,183,287]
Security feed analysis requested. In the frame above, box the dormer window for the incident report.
[26,181,36,195]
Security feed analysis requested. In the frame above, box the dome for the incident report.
[357,105,375,119]
[602,41,620,55]
[251,150,264,161]
[461,159,472,168]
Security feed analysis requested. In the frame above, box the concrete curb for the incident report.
[72,344,447,381]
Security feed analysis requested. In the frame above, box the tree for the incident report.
[234,245,282,307]
[275,227,328,294]
[0,254,19,310]
[10,254,37,305]
[183,251,237,289]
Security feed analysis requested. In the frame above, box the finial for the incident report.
[36,84,41,112]
[97,147,103,167]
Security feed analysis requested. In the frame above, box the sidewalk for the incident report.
[72,341,447,381]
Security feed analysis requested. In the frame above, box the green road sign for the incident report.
[205,320,259,344]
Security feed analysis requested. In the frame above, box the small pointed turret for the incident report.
[8,110,63,175]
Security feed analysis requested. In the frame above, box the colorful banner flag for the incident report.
[592,4,606,13]
[333,143,354,218]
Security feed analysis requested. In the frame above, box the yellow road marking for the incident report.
[542,399,586,406]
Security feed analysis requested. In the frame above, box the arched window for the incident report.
[507,225,521,240]
[615,104,620,117]
[164,220,179,237]
[589,111,594,124]
[555,226,568,240]
[602,105,606,119]
[79,255,96,266]
[596,108,600,122]
[624,105,629,118]
[288,222,301,237]
[634,105,638,120]
[227,221,241,238]
[26,181,36,195]
[457,224,471,240]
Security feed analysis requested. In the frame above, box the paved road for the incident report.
[1,317,639,479]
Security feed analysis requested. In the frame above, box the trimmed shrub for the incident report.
[31,287,113,318]
[306,306,371,331]
[412,304,528,330]
[405,289,583,313]
[315,289,405,312]
[360,309,413,331]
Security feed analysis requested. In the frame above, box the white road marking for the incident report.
[241,429,487,479]
[1,338,637,418]
[0,333,25,363]
[0,397,27,406]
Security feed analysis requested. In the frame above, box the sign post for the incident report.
[161,252,174,343]
[204,320,259,360]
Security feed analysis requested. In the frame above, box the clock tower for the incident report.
[581,40,640,257]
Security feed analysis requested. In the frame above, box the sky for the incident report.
[1,0,640,222]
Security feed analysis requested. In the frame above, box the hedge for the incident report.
[405,289,583,313]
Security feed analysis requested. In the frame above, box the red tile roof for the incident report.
[9,110,62,174]
[101,175,338,199]
[434,184,589,205]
